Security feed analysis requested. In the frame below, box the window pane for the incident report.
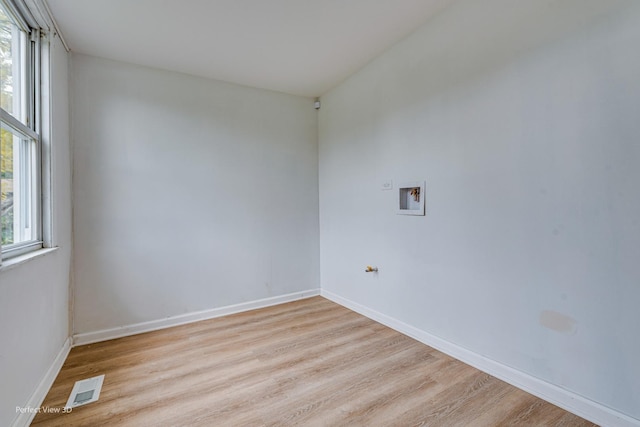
[1,125,36,247]
[0,4,26,124]
[1,127,13,244]
[0,2,39,258]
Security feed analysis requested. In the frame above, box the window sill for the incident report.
[0,247,59,273]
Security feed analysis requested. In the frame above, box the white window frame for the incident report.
[0,0,46,263]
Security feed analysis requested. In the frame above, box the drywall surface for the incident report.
[71,55,319,334]
[319,0,640,419]
[0,36,71,426]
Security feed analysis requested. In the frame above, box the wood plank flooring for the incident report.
[32,297,597,426]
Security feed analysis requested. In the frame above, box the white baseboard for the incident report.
[73,289,320,346]
[321,290,639,427]
[12,337,72,427]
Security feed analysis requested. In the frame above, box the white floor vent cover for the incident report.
[65,375,105,409]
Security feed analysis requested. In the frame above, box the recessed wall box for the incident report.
[397,181,425,216]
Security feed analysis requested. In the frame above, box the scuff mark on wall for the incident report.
[539,310,577,334]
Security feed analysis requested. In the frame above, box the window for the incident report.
[1,0,42,260]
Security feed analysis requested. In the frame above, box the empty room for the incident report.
[1,0,638,425]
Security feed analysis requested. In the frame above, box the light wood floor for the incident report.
[32,297,596,426]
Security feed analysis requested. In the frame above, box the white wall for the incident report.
[71,55,319,334]
[319,0,640,420]
[0,35,71,426]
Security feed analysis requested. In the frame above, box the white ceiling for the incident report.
[46,0,456,97]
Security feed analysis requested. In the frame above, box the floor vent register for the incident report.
[65,375,105,409]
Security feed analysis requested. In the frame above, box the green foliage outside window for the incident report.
[1,129,13,245]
